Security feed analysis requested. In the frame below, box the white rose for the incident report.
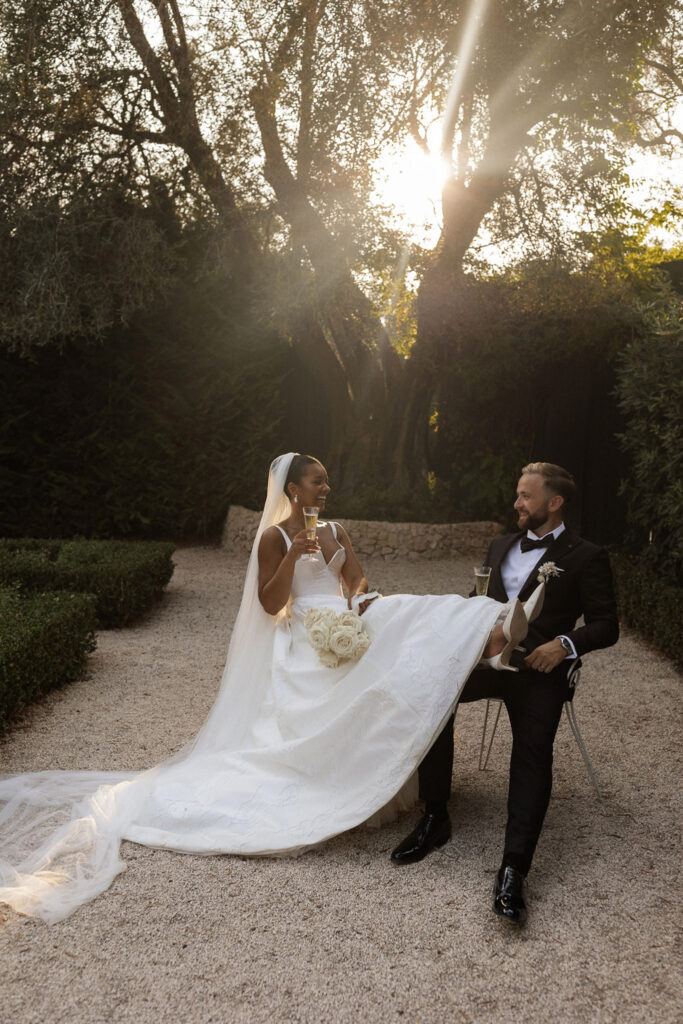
[318,649,339,668]
[305,607,336,651]
[329,624,360,657]
[305,608,333,630]
[336,610,363,633]
[307,623,330,651]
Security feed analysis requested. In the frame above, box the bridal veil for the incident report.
[0,454,297,923]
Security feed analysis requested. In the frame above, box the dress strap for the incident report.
[274,524,292,548]
[329,521,338,540]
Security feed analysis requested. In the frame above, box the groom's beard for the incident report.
[517,505,551,534]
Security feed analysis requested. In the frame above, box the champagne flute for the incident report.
[474,565,492,596]
[302,506,319,561]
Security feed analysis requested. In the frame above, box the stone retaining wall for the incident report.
[222,505,503,561]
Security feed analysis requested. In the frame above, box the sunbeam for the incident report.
[441,0,490,164]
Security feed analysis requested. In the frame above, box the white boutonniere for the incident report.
[537,561,563,583]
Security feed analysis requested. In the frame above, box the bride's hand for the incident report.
[348,594,377,615]
[288,529,320,560]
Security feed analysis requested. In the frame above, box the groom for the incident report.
[391,462,619,924]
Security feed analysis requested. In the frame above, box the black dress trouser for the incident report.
[418,663,571,876]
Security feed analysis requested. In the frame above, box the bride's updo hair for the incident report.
[284,454,322,495]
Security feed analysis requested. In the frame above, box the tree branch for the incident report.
[441,107,538,263]
[91,119,172,144]
[115,1,255,258]
[297,0,324,185]
[455,92,473,185]
[154,1,196,121]
[168,0,189,53]
[635,127,683,147]
[270,2,307,81]
[115,0,179,117]
[250,78,400,385]
[408,110,430,155]
[155,1,183,64]
[643,56,683,96]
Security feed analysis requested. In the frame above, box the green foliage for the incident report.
[0,191,183,352]
[1,0,675,288]
[329,479,454,525]
[611,551,683,668]
[0,192,180,352]
[438,445,530,525]
[577,215,683,286]
[614,280,683,578]
[0,540,175,628]
[0,588,97,729]
[429,264,639,531]
[0,538,62,557]
[0,234,289,540]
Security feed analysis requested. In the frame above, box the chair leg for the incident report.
[564,701,604,803]
[478,699,503,771]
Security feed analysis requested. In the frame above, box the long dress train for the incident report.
[0,455,504,922]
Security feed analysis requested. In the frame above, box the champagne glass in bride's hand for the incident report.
[474,565,492,596]
[302,506,319,561]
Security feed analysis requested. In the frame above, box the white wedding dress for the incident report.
[0,454,504,923]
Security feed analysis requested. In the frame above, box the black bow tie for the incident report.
[520,535,554,553]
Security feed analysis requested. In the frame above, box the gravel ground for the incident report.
[1,547,681,1024]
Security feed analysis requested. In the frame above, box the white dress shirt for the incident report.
[500,523,577,658]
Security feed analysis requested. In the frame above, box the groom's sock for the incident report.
[425,799,448,820]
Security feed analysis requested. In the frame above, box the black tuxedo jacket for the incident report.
[481,529,619,657]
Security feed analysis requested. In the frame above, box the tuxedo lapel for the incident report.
[517,529,578,600]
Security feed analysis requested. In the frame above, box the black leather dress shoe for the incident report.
[493,865,527,924]
[390,812,451,864]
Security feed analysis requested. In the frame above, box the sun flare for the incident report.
[374,137,447,248]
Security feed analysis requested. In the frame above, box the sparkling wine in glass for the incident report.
[302,506,319,561]
[474,565,492,596]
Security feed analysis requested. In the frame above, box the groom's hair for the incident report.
[284,454,322,492]
[522,462,576,505]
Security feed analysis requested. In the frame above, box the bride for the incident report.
[0,452,540,923]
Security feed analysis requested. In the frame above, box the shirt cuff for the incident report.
[557,635,578,659]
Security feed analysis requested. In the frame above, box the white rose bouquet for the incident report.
[304,607,371,668]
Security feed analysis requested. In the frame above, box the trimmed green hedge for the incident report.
[0,588,97,728]
[0,539,175,627]
[614,281,683,577]
[611,551,683,669]
[0,263,288,541]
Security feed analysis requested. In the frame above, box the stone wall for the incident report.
[222,505,503,561]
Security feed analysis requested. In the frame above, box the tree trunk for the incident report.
[390,115,535,487]
[182,132,257,264]
[250,81,404,491]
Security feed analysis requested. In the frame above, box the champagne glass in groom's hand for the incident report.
[474,565,492,596]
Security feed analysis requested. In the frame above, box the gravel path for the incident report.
[1,547,681,1024]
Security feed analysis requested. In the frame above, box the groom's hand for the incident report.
[524,638,566,674]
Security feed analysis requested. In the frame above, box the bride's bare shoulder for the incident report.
[330,521,352,545]
[259,524,288,553]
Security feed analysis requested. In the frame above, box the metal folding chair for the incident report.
[477,661,603,802]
